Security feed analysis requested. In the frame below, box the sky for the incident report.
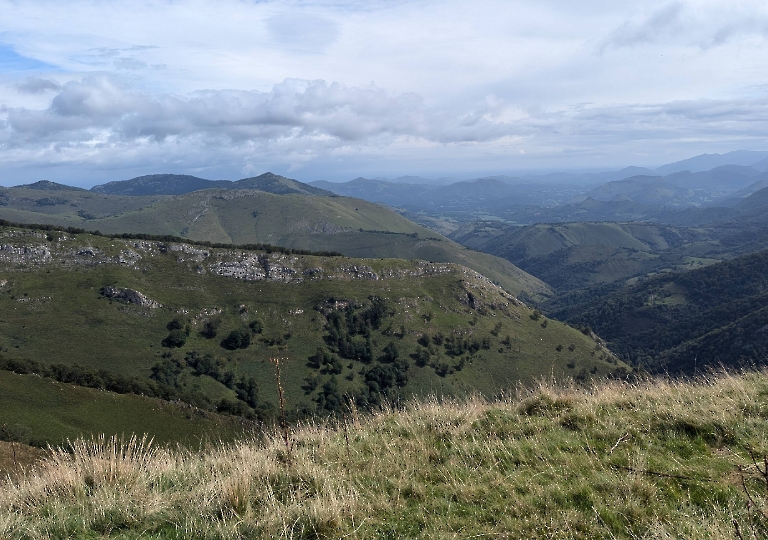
[1,0,767,187]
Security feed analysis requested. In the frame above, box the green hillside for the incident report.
[2,370,767,538]
[0,186,550,301]
[451,221,721,293]
[0,371,248,450]
[0,226,621,446]
[553,249,768,371]
[90,172,335,196]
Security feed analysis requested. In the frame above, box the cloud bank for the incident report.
[0,0,767,184]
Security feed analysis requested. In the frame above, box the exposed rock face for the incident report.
[332,264,379,280]
[210,258,268,281]
[0,231,523,307]
[100,286,162,308]
[0,244,52,265]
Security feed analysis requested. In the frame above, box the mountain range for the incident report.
[89,172,334,197]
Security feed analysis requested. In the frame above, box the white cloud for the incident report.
[0,0,767,184]
[1,76,517,154]
[599,1,768,51]
[14,77,61,94]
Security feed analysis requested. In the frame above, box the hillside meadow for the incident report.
[0,186,550,301]
[2,370,767,539]
[0,225,620,449]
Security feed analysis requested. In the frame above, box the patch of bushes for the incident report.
[221,328,251,350]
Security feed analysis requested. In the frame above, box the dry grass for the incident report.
[0,442,46,479]
[2,370,768,538]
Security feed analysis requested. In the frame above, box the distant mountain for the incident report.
[734,186,768,214]
[311,177,539,210]
[516,167,657,187]
[310,178,436,206]
[598,166,657,181]
[708,178,768,207]
[588,176,680,205]
[388,175,454,185]
[92,172,334,197]
[435,178,534,207]
[313,161,767,228]
[751,156,768,172]
[664,165,761,190]
[585,167,761,208]
[450,220,716,294]
[577,167,658,185]
[231,172,334,196]
[16,180,88,192]
[654,150,768,176]
[91,174,228,195]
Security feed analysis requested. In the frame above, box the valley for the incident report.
[1,152,767,468]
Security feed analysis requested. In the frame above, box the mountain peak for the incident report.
[233,172,335,196]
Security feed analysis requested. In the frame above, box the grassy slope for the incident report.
[0,228,619,439]
[554,249,768,371]
[0,441,45,478]
[452,221,723,293]
[0,188,550,300]
[0,371,248,450]
[2,370,767,538]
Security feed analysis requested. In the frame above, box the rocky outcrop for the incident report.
[0,244,52,264]
[100,286,162,308]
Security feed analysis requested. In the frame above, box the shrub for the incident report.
[249,319,264,334]
[221,328,251,350]
[167,317,185,331]
[162,329,187,348]
[200,319,220,339]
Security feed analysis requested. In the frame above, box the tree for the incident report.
[221,328,251,350]
[166,317,184,331]
[381,341,399,363]
[162,329,186,348]
[200,319,220,339]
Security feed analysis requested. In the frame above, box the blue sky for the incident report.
[0,44,56,72]
[1,0,767,187]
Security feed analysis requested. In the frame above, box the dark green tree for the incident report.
[162,329,187,348]
[221,328,251,350]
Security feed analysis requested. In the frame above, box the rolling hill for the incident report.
[90,172,334,197]
[0,183,550,300]
[0,370,248,450]
[450,221,721,293]
[0,225,623,447]
[551,249,768,372]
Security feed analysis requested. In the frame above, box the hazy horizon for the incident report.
[2,1,768,187]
